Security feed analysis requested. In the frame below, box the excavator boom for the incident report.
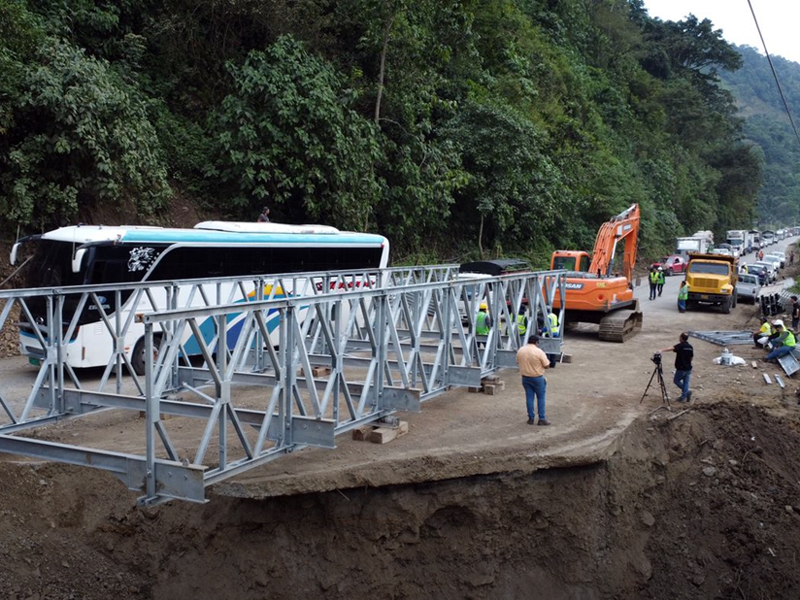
[588,204,640,280]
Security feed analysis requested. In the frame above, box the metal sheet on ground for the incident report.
[688,331,754,346]
[777,353,800,377]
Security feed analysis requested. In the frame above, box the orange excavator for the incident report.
[550,203,643,342]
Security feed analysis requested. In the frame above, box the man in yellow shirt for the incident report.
[516,334,551,426]
[753,317,771,348]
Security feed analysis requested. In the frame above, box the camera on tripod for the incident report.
[641,352,669,407]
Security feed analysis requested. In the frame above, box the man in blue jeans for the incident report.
[658,332,693,402]
[516,334,551,425]
[764,320,796,362]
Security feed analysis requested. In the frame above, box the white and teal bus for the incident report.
[12,221,390,373]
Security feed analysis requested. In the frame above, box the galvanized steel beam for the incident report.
[0,265,566,504]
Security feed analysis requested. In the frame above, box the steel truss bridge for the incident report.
[0,265,566,505]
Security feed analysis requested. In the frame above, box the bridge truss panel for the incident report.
[0,266,566,504]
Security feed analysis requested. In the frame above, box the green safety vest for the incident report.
[517,314,527,335]
[678,285,689,300]
[547,313,559,336]
[657,271,665,284]
[476,311,490,336]
[649,271,659,284]
[784,331,796,348]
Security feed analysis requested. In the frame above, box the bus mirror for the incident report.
[71,248,86,273]
[9,243,19,266]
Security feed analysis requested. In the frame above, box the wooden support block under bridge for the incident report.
[352,421,409,444]
[482,381,506,395]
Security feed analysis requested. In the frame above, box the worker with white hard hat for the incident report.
[764,319,797,363]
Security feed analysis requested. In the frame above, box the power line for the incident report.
[747,0,800,147]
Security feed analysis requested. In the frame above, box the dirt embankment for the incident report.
[3,401,800,600]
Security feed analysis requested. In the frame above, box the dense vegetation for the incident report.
[0,0,763,264]
[721,45,800,229]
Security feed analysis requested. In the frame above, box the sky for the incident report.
[643,0,800,65]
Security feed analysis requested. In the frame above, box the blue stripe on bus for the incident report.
[121,230,385,245]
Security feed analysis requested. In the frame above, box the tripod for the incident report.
[640,354,671,410]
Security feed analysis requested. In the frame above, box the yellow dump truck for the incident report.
[685,253,737,313]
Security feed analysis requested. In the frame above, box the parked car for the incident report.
[717,243,740,260]
[737,273,761,304]
[658,254,688,276]
[766,252,786,268]
[760,254,782,273]
[753,260,778,283]
[745,263,769,285]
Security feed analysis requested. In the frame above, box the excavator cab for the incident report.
[551,251,590,272]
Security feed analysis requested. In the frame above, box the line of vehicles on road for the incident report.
[658,227,798,277]
[653,227,796,314]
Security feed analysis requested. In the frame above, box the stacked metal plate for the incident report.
[687,331,755,346]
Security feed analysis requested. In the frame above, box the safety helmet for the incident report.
[774,319,785,328]
[479,302,488,310]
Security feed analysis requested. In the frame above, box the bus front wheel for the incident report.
[132,333,163,376]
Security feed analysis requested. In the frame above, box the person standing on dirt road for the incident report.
[656,267,666,297]
[791,296,800,331]
[658,332,693,403]
[516,334,550,426]
[648,266,659,301]
[677,280,689,313]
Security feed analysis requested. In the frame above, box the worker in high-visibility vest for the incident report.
[545,312,559,337]
[541,311,561,368]
[476,302,492,348]
[753,316,771,348]
[765,320,796,362]
[648,266,659,301]
[677,280,689,313]
[516,308,527,339]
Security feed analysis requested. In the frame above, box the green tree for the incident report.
[210,36,383,229]
[0,37,170,229]
[444,100,566,255]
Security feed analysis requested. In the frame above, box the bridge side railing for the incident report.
[0,266,565,505]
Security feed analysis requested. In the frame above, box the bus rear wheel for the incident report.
[132,333,162,376]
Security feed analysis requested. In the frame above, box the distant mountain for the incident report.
[721,45,800,226]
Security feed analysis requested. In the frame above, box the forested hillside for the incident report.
[721,45,800,228]
[0,0,762,263]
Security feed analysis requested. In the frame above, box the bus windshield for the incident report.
[26,240,87,288]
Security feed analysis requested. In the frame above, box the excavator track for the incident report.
[597,300,643,343]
